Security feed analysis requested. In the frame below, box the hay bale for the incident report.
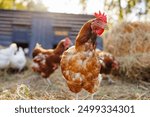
[104,22,150,82]
[113,53,150,82]
[104,22,150,56]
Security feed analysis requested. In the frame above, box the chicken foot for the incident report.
[76,93,79,100]
[107,75,115,84]
[44,78,52,91]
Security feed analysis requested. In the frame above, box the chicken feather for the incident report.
[61,11,108,99]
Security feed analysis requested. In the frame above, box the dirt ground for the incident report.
[0,65,150,100]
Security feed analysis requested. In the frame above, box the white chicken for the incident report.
[0,43,17,70]
[0,43,17,56]
[0,54,10,70]
[10,47,27,71]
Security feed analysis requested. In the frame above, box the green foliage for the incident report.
[79,0,88,13]
[26,0,47,11]
[126,0,138,13]
[0,0,15,9]
[118,0,123,21]
[146,0,150,13]
[80,0,150,21]
[104,0,150,21]
[0,0,47,11]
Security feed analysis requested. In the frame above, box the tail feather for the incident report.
[32,43,43,57]
[35,43,41,48]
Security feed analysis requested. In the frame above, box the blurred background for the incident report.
[0,0,150,22]
[0,0,150,56]
[0,0,150,100]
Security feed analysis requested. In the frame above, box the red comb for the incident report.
[94,11,107,23]
[65,37,71,45]
[65,37,70,42]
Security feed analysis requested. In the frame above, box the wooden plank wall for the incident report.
[0,10,94,47]
[51,13,94,40]
[0,10,13,45]
[0,10,32,46]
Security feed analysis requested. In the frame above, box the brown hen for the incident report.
[96,49,119,84]
[60,11,108,100]
[32,37,72,86]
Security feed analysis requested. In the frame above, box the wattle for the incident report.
[96,29,104,36]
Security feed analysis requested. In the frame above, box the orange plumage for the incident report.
[60,11,108,99]
[32,37,72,78]
[97,50,119,74]
[96,49,119,84]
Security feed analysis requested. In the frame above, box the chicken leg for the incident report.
[90,93,95,100]
[44,79,52,91]
[107,75,115,84]
[75,93,79,100]
[82,93,95,100]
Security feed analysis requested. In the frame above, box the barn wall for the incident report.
[0,10,94,57]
